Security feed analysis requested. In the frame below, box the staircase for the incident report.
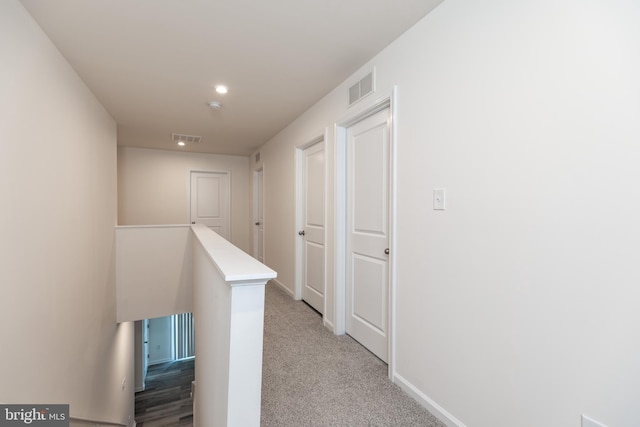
[135,359,195,426]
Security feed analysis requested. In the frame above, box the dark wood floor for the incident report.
[135,358,194,426]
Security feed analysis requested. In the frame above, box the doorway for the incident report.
[136,314,194,392]
[336,93,396,373]
[147,313,195,365]
[190,171,230,240]
[253,168,264,262]
[296,138,326,313]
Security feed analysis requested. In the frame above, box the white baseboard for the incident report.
[323,318,334,333]
[270,278,294,297]
[393,373,466,427]
[148,357,173,366]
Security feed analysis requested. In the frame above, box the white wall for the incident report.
[118,146,251,253]
[254,0,640,425]
[0,1,134,425]
[116,225,193,322]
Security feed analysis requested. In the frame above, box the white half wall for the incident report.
[118,146,251,254]
[0,1,133,424]
[116,225,193,322]
[253,0,640,426]
[191,224,276,426]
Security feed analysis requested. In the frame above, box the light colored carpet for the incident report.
[261,283,446,427]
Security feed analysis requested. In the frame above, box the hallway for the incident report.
[135,283,444,426]
[261,284,444,427]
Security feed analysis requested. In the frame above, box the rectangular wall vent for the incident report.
[171,133,202,144]
[348,69,375,107]
[255,152,261,162]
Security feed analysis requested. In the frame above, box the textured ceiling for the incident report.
[21,0,443,155]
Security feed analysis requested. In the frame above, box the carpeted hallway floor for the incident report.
[135,283,445,426]
[261,283,445,427]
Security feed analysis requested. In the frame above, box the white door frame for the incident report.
[253,166,264,261]
[334,88,398,378]
[295,133,328,306]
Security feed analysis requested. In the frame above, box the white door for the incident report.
[254,169,264,263]
[190,171,230,240]
[300,142,325,313]
[346,108,390,363]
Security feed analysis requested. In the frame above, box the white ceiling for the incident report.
[20,0,443,156]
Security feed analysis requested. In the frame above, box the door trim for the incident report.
[334,87,398,378]
[295,133,328,308]
[252,167,264,261]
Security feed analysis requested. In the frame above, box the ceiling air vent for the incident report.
[348,69,375,107]
[171,133,202,144]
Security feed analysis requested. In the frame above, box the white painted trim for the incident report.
[148,357,173,366]
[393,373,466,427]
[338,90,392,128]
[191,223,276,282]
[333,122,347,335]
[271,278,294,298]
[294,134,328,306]
[294,148,303,300]
[582,414,608,427]
[252,167,264,261]
[388,86,399,380]
[320,128,330,318]
[115,224,190,229]
[334,88,398,379]
[68,415,127,426]
[323,318,335,333]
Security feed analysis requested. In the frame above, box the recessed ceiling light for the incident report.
[208,101,222,109]
[177,141,186,146]
[215,85,228,94]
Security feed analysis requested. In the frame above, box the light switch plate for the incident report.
[433,188,446,210]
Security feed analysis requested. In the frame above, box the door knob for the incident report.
[255,222,260,226]
[384,248,389,255]
[298,230,305,236]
